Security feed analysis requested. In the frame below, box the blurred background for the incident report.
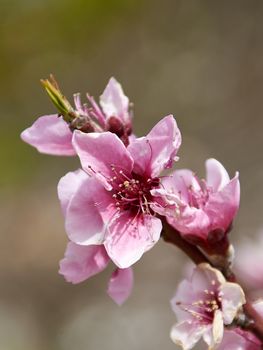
[1,0,263,349]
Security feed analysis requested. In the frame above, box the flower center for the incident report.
[109,165,160,215]
[176,281,222,324]
[187,181,210,209]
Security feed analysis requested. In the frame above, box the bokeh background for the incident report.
[1,0,263,349]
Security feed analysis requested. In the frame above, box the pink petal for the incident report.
[170,321,207,350]
[220,282,245,324]
[167,206,211,238]
[72,131,133,190]
[21,115,75,156]
[107,267,133,305]
[57,169,89,216]
[100,77,129,122]
[163,169,202,202]
[104,213,162,268]
[171,279,198,322]
[205,158,230,191]
[127,115,181,177]
[191,263,225,293]
[59,242,109,284]
[206,172,240,233]
[65,176,110,245]
[218,329,261,350]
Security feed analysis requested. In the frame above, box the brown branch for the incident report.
[161,220,209,265]
[161,220,263,343]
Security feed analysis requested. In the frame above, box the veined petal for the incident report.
[72,131,133,190]
[100,77,129,122]
[21,115,75,156]
[170,321,207,350]
[57,169,89,216]
[127,115,181,177]
[206,159,230,192]
[104,213,162,268]
[65,176,110,245]
[107,267,133,305]
[221,282,246,325]
[59,242,109,284]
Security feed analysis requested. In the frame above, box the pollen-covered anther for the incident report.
[124,181,130,188]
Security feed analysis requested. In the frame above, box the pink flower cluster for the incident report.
[21,77,263,348]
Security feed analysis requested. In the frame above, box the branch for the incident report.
[161,220,209,265]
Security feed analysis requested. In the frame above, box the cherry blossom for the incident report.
[152,158,240,253]
[21,77,133,155]
[57,168,133,305]
[170,263,245,349]
[57,115,181,268]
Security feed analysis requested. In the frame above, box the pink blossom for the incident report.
[21,77,133,155]
[170,263,245,349]
[59,242,133,305]
[234,231,263,293]
[152,159,240,252]
[58,115,181,268]
[57,169,133,305]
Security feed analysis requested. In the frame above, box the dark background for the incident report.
[1,1,263,349]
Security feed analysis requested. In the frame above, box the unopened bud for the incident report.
[41,75,78,122]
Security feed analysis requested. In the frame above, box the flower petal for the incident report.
[72,131,133,190]
[57,169,89,216]
[107,267,133,305]
[65,176,110,245]
[21,115,75,156]
[206,173,240,233]
[221,282,245,324]
[127,115,181,177]
[191,263,226,293]
[59,242,110,284]
[100,77,129,122]
[212,309,224,346]
[205,158,230,192]
[171,279,198,322]
[217,329,261,350]
[170,321,207,350]
[104,213,162,268]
